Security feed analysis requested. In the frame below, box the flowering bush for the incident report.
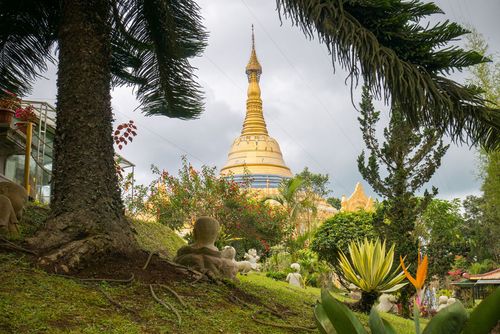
[15,105,37,122]
[132,157,289,257]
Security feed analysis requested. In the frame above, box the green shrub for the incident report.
[266,271,288,281]
[296,249,332,288]
[311,211,377,267]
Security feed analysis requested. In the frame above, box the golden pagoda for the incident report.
[340,182,375,212]
[220,27,292,188]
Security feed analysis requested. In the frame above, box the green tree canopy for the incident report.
[311,211,377,269]
[418,198,469,278]
[296,167,330,198]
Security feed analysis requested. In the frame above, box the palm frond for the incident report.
[276,0,499,150]
[0,1,57,97]
[111,0,208,119]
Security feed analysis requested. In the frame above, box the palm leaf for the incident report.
[0,1,57,97]
[111,0,208,119]
[276,0,499,150]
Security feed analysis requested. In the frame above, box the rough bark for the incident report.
[27,0,136,272]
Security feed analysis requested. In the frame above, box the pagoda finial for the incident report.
[252,24,255,49]
[246,24,262,81]
[241,26,267,136]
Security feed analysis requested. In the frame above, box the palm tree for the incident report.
[264,176,316,236]
[1,0,497,270]
[0,0,207,270]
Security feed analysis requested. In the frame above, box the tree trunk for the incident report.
[27,0,136,272]
[359,291,378,313]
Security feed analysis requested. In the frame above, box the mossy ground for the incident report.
[0,206,422,333]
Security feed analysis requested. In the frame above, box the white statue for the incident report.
[437,296,450,312]
[376,294,397,313]
[244,248,261,271]
[286,263,303,288]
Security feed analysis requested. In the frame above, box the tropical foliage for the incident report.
[338,239,407,312]
[276,0,499,149]
[314,287,500,334]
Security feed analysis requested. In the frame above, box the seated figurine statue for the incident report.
[376,293,398,313]
[244,248,261,271]
[436,295,449,312]
[286,263,303,288]
[220,246,239,279]
[174,217,237,280]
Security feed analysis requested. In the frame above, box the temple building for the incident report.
[340,182,375,212]
[220,28,292,189]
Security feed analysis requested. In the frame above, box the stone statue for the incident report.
[376,294,398,313]
[244,248,261,271]
[220,246,239,279]
[436,296,451,312]
[0,195,19,236]
[174,217,238,280]
[0,182,28,220]
[286,263,303,288]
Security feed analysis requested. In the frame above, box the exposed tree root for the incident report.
[98,286,139,316]
[227,295,251,309]
[161,258,205,279]
[142,251,155,270]
[0,236,38,255]
[155,284,188,308]
[149,284,182,326]
[251,311,317,332]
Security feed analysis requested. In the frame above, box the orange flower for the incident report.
[400,250,428,290]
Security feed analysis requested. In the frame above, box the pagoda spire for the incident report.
[241,25,268,136]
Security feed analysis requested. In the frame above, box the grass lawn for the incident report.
[0,206,423,333]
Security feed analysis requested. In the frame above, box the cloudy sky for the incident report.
[28,0,500,201]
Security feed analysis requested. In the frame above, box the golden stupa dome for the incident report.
[220,27,292,188]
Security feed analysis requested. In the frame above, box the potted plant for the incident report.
[0,90,20,125]
[14,105,37,133]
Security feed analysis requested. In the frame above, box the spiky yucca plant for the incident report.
[338,238,407,312]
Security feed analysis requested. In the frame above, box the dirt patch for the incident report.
[63,251,191,284]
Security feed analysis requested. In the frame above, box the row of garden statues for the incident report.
[376,291,457,313]
[174,217,262,280]
[0,182,28,237]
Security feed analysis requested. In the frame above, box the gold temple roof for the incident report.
[220,27,292,181]
[340,182,375,212]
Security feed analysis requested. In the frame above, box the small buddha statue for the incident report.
[174,217,237,280]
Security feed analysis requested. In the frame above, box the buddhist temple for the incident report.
[220,27,292,189]
[340,182,375,212]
